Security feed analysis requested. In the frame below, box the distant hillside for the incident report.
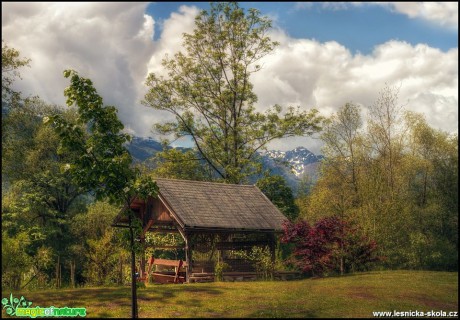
[125,137,163,162]
[126,137,323,193]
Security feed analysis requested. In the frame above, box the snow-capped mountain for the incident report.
[126,137,323,192]
[265,147,324,177]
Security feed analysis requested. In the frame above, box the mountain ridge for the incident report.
[126,136,323,192]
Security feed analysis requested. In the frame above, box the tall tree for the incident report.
[47,70,158,318]
[367,85,404,194]
[321,103,363,196]
[2,97,86,290]
[402,112,458,269]
[143,2,322,184]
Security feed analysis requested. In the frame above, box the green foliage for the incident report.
[2,92,89,290]
[46,69,135,204]
[143,2,323,183]
[256,173,299,221]
[70,201,129,286]
[2,97,67,182]
[302,87,458,271]
[1,232,32,290]
[249,172,300,268]
[83,229,123,286]
[146,143,212,181]
[145,233,185,260]
[71,201,119,240]
[234,246,274,280]
[214,261,229,282]
[2,40,30,100]
[46,70,160,265]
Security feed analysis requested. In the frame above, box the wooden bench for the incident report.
[148,257,187,284]
[137,256,155,283]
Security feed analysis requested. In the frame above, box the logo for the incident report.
[2,294,86,318]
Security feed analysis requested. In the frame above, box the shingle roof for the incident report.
[155,178,287,232]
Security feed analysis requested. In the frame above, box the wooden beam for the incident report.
[146,228,180,233]
[142,219,155,237]
[215,241,270,250]
[184,234,192,283]
[143,245,185,250]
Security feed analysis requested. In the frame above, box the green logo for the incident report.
[2,294,86,318]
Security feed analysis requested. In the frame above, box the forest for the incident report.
[2,3,458,291]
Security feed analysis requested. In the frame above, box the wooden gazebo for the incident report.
[113,178,288,283]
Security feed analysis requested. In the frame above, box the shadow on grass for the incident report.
[96,312,113,318]
[3,284,226,318]
[140,284,224,304]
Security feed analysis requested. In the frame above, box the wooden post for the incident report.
[176,228,192,283]
[184,233,192,283]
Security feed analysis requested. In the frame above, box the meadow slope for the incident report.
[2,270,457,318]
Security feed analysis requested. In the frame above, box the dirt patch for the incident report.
[349,291,377,300]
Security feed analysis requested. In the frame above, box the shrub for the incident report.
[281,216,380,276]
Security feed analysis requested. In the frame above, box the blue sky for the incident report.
[147,2,457,54]
[2,2,458,153]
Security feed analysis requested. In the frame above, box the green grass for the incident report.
[2,270,458,318]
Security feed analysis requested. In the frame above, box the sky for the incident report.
[2,2,458,154]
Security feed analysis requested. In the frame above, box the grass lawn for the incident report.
[2,270,458,318]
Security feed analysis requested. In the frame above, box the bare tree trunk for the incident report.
[56,256,60,289]
[340,249,344,276]
[13,273,21,290]
[70,260,75,288]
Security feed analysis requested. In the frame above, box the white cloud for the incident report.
[295,2,458,29]
[2,2,158,137]
[381,2,458,29]
[146,5,199,76]
[253,33,458,153]
[144,9,459,153]
[2,3,458,155]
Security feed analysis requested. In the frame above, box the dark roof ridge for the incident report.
[154,177,257,188]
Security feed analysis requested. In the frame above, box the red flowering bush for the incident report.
[281,216,380,276]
